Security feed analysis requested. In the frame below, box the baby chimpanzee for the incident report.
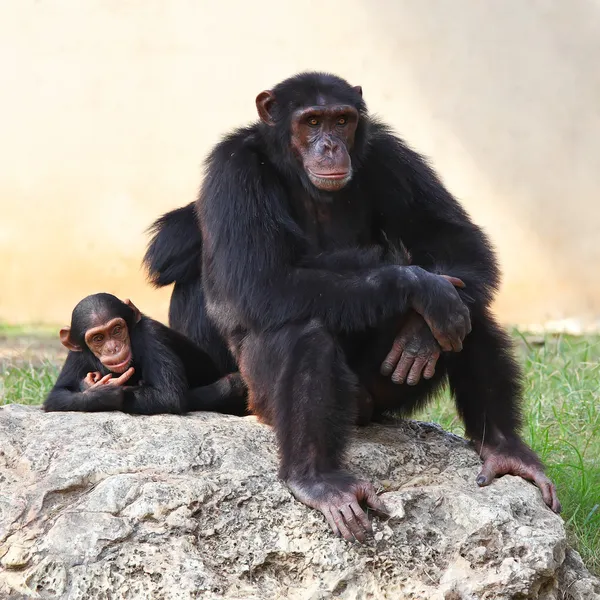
[44,293,248,415]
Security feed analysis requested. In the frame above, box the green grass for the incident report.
[0,361,60,404]
[414,332,600,575]
[0,322,59,338]
[0,331,598,574]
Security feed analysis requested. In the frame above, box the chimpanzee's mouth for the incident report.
[311,171,350,179]
[104,352,132,374]
[307,168,353,190]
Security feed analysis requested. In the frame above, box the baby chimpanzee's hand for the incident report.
[83,371,103,390]
[84,367,135,392]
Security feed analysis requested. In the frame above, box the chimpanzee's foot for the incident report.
[473,440,561,513]
[287,471,388,542]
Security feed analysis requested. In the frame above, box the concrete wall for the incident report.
[2,0,599,330]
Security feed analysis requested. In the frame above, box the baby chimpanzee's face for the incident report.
[84,318,133,373]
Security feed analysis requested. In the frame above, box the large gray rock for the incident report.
[0,404,597,600]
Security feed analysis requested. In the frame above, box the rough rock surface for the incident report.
[0,405,597,600]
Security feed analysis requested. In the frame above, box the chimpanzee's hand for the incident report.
[287,471,388,543]
[381,312,441,385]
[406,267,471,352]
[84,367,135,392]
[83,371,103,390]
[473,439,561,513]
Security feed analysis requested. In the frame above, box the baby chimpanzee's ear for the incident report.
[123,299,142,323]
[59,327,82,352]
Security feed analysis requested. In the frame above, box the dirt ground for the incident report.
[0,334,67,367]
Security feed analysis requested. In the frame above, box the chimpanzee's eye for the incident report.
[93,334,104,343]
[307,117,319,127]
[337,117,347,125]
[113,326,122,335]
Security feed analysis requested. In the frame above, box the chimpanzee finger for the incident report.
[422,352,440,380]
[87,374,113,391]
[322,507,341,538]
[340,504,367,542]
[534,475,562,513]
[332,508,355,542]
[438,338,453,352]
[475,462,497,487]
[406,356,428,386]
[440,275,466,289]
[448,331,463,353]
[538,480,554,511]
[425,322,453,353]
[465,315,472,335]
[350,500,373,533]
[391,353,415,384]
[364,489,389,516]
[112,367,135,386]
[381,337,406,376]
[550,486,562,514]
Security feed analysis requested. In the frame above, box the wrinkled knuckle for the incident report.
[391,340,404,352]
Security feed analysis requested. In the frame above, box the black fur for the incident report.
[146,72,532,492]
[43,293,247,415]
[197,71,528,482]
[144,203,236,374]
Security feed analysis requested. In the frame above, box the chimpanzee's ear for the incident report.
[256,90,277,126]
[59,327,82,352]
[123,299,142,323]
[353,85,363,97]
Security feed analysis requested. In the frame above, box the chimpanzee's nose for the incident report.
[322,137,339,155]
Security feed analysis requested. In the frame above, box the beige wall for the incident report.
[2,0,600,330]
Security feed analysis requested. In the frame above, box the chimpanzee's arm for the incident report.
[300,247,386,272]
[301,240,412,272]
[199,136,469,342]
[43,353,124,412]
[121,322,188,415]
[366,122,500,313]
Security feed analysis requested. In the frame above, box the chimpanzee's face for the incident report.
[84,317,133,373]
[255,88,360,193]
[289,104,359,192]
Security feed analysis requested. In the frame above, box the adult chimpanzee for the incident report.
[151,72,561,542]
[43,293,247,416]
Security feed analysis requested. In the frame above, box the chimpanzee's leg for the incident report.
[352,309,560,513]
[445,309,560,512]
[347,313,448,421]
[237,319,387,542]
